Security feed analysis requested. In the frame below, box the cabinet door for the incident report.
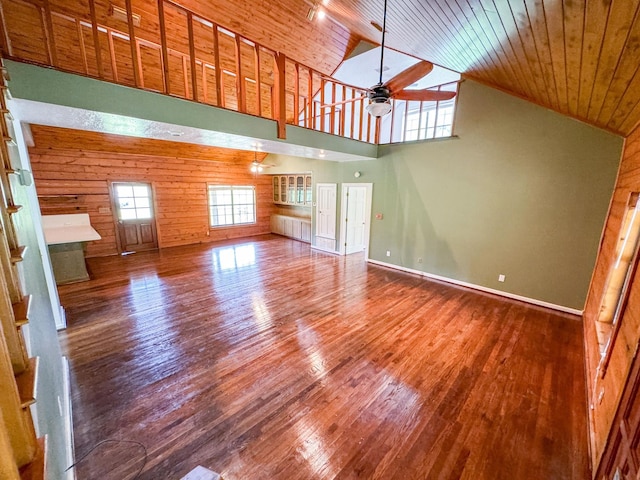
[273,176,280,203]
[280,177,287,203]
[283,217,293,237]
[292,218,302,239]
[305,175,312,205]
[287,176,296,203]
[301,221,311,243]
[296,176,304,204]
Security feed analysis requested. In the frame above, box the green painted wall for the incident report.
[267,80,623,310]
[9,134,70,478]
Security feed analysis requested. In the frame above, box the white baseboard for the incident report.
[56,305,67,331]
[366,259,583,316]
[62,356,75,480]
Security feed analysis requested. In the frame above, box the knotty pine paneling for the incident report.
[28,125,274,257]
[584,124,640,471]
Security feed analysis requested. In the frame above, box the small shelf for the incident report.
[7,204,23,214]
[15,357,39,408]
[10,245,27,263]
[19,436,46,480]
[13,295,31,327]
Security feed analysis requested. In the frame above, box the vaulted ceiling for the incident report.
[188,0,640,137]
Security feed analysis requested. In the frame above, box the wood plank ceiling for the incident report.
[190,0,640,137]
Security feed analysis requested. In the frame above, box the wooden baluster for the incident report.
[235,35,245,112]
[41,0,58,67]
[182,56,189,98]
[307,70,313,129]
[358,95,364,141]
[88,0,103,78]
[212,24,222,107]
[254,46,262,116]
[366,107,372,143]
[76,20,89,75]
[320,78,325,132]
[107,31,118,82]
[294,63,299,125]
[187,12,198,102]
[157,0,170,94]
[340,85,346,136]
[350,90,356,139]
[274,53,286,139]
[202,63,208,103]
[124,0,141,87]
[374,117,381,144]
[330,82,336,135]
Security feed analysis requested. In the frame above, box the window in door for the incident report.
[115,183,152,219]
[208,185,256,227]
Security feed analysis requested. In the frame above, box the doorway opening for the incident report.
[111,182,158,254]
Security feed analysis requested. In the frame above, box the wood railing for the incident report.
[0,0,379,142]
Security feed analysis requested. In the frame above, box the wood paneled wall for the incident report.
[584,124,640,471]
[28,125,274,257]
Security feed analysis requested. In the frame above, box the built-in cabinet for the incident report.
[271,214,311,243]
[272,174,312,206]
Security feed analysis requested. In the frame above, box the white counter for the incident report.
[42,214,101,245]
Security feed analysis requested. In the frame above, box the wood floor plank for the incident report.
[57,235,589,479]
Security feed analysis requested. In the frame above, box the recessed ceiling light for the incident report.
[317,9,326,20]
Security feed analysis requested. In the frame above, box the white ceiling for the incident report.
[332,46,461,90]
[9,98,377,162]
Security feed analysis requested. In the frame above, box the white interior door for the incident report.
[316,183,337,251]
[345,186,367,254]
[339,183,373,256]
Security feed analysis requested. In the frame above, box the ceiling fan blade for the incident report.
[392,89,457,102]
[383,60,434,93]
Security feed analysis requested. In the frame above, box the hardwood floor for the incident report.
[57,235,589,479]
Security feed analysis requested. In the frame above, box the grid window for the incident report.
[403,100,455,141]
[115,184,152,220]
[208,185,256,227]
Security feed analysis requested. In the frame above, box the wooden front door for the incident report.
[112,182,158,253]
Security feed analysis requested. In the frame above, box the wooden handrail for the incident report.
[0,0,462,144]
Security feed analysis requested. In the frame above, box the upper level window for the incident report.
[404,100,455,141]
[208,185,256,227]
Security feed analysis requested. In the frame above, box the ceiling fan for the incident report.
[249,149,273,173]
[365,0,457,117]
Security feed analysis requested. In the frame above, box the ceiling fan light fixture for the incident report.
[366,84,392,117]
[366,99,392,117]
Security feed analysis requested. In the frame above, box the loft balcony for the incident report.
[0,0,459,157]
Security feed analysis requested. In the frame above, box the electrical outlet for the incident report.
[386,250,391,257]
[418,257,423,263]
[498,274,505,282]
